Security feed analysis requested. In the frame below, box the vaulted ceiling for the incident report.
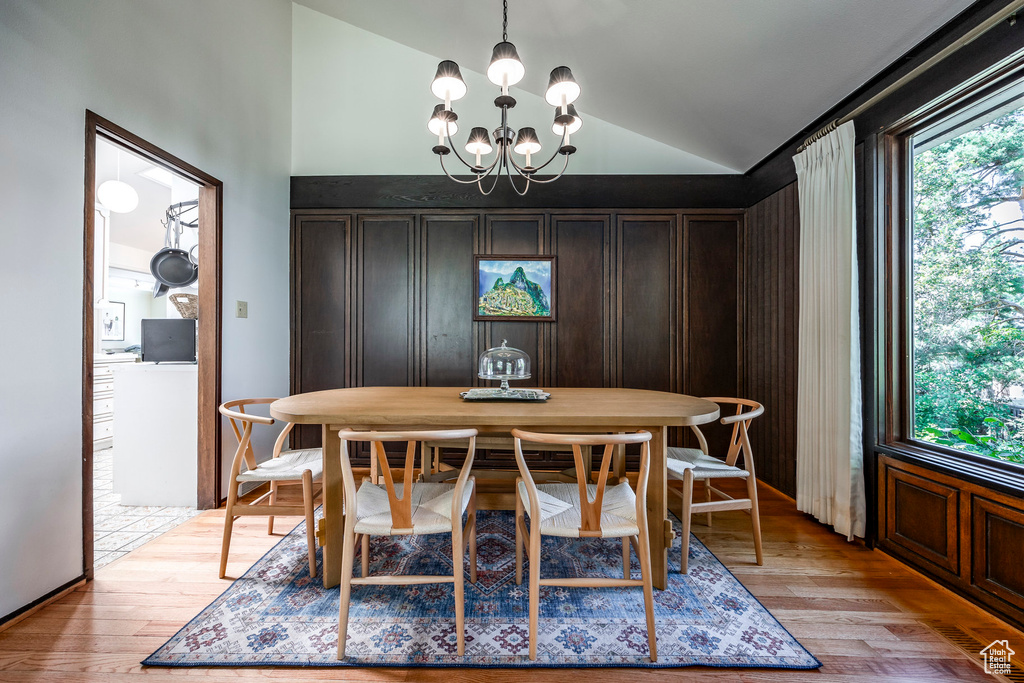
[296,0,977,172]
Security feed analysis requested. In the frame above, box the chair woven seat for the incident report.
[236,448,323,482]
[517,481,639,538]
[667,447,749,479]
[353,481,475,535]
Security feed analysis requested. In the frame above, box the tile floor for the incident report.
[93,448,201,568]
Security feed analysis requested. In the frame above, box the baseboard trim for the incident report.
[0,576,86,633]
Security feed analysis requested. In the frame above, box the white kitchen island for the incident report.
[112,362,197,507]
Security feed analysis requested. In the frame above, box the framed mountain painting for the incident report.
[474,255,556,321]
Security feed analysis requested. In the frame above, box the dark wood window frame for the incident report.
[876,53,1024,494]
[83,111,223,580]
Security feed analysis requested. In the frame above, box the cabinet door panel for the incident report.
[553,216,610,388]
[972,496,1024,610]
[619,216,675,392]
[424,216,476,386]
[686,218,739,452]
[295,217,349,393]
[882,464,959,576]
[359,216,415,387]
[293,216,350,449]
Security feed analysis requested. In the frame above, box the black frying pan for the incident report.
[150,215,197,297]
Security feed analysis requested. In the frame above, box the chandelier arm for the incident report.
[502,158,532,196]
[516,154,570,184]
[504,138,565,177]
[471,150,503,185]
[524,131,570,173]
[474,148,512,195]
[438,155,487,184]
[476,169,504,196]
[505,152,533,176]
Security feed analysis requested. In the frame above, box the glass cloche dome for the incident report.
[478,339,530,391]
[461,339,546,400]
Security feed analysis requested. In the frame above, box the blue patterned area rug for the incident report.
[144,510,819,669]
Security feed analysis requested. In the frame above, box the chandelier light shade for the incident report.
[552,103,583,136]
[427,0,582,195]
[513,127,541,154]
[544,66,581,108]
[430,60,467,102]
[466,127,493,155]
[428,104,459,137]
[487,41,526,89]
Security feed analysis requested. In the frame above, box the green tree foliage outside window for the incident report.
[912,105,1024,464]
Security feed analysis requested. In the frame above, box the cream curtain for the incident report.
[793,121,865,540]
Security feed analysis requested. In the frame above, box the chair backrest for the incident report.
[338,428,478,533]
[511,429,652,538]
[689,397,764,471]
[219,398,295,474]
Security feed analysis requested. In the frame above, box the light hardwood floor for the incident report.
[1,477,1021,682]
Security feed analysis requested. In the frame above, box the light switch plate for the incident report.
[235,300,248,318]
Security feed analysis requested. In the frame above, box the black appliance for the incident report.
[141,318,197,363]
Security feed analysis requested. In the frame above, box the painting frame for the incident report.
[474,255,556,322]
[100,300,125,341]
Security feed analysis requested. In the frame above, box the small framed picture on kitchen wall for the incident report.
[474,255,556,322]
[100,300,125,341]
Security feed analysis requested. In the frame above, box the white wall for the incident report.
[291,3,734,175]
[0,0,292,619]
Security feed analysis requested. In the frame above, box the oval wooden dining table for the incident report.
[271,386,719,590]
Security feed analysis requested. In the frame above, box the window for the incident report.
[908,92,1024,466]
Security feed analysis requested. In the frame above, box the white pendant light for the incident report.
[98,150,139,214]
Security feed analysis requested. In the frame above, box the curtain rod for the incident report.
[796,0,1024,153]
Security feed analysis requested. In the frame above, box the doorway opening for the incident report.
[83,111,223,580]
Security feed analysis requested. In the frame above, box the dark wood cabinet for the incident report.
[291,208,744,462]
[879,455,1024,629]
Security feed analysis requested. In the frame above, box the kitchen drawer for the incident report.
[94,379,114,395]
[94,419,114,442]
[94,397,114,417]
[94,364,115,380]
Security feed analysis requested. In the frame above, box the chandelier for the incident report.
[427,0,582,196]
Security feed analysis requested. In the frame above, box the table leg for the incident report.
[646,425,669,590]
[321,424,343,588]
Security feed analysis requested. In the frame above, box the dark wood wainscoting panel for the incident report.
[484,215,545,387]
[292,207,744,463]
[685,217,741,453]
[291,214,351,449]
[357,216,416,387]
[878,455,1024,630]
[422,216,477,387]
[743,184,799,497]
[618,216,677,392]
[551,216,612,388]
[972,495,1024,612]
[883,465,959,575]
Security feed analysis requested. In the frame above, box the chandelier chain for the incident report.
[502,0,508,42]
